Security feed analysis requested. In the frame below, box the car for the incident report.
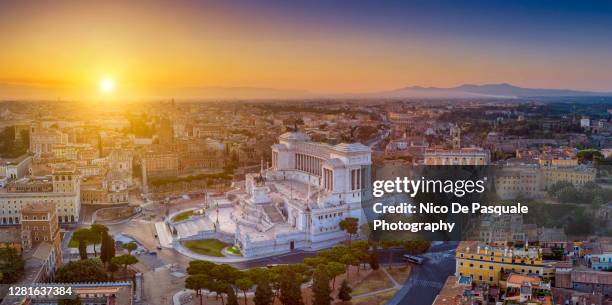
[402,254,425,264]
[148,251,157,256]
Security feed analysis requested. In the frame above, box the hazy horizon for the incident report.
[2,1,612,100]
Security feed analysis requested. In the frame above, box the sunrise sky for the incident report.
[1,0,612,100]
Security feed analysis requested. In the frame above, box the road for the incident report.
[387,241,458,305]
[366,128,391,149]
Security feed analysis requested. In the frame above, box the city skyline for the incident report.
[2,0,612,100]
[1,2,611,305]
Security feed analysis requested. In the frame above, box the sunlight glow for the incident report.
[99,78,115,94]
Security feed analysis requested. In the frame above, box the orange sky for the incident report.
[1,1,612,100]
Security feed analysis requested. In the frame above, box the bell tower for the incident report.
[450,124,461,149]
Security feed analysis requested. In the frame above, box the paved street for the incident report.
[387,242,458,305]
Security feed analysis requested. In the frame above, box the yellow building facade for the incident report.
[455,242,551,285]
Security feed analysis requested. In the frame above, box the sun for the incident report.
[99,78,115,94]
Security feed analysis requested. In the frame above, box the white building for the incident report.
[580,117,590,128]
[174,132,372,257]
[424,147,491,165]
[0,155,32,187]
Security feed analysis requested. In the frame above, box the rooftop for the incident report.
[22,201,55,213]
[432,276,470,305]
[0,154,31,166]
[456,241,541,259]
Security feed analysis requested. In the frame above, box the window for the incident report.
[350,168,362,190]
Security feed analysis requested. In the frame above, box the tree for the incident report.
[186,262,242,305]
[227,287,239,305]
[78,240,88,260]
[547,181,574,197]
[337,280,352,302]
[56,259,107,283]
[404,240,431,255]
[211,264,242,286]
[0,244,25,284]
[90,223,109,237]
[359,223,372,242]
[352,241,370,273]
[253,278,273,305]
[122,242,137,255]
[325,262,345,290]
[577,149,603,164]
[205,264,240,305]
[111,254,138,275]
[210,281,230,305]
[558,186,579,203]
[340,253,359,281]
[73,229,91,260]
[369,244,380,270]
[312,268,332,305]
[236,277,253,305]
[339,218,359,246]
[246,268,274,284]
[322,246,349,263]
[186,274,210,305]
[88,224,108,257]
[100,233,116,266]
[279,269,304,305]
[304,257,328,269]
[566,212,593,236]
[381,240,397,269]
[187,260,216,275]
[107,262,119,281]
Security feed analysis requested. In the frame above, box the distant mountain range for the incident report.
[1,81,611,100]
[372,83,612,98]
